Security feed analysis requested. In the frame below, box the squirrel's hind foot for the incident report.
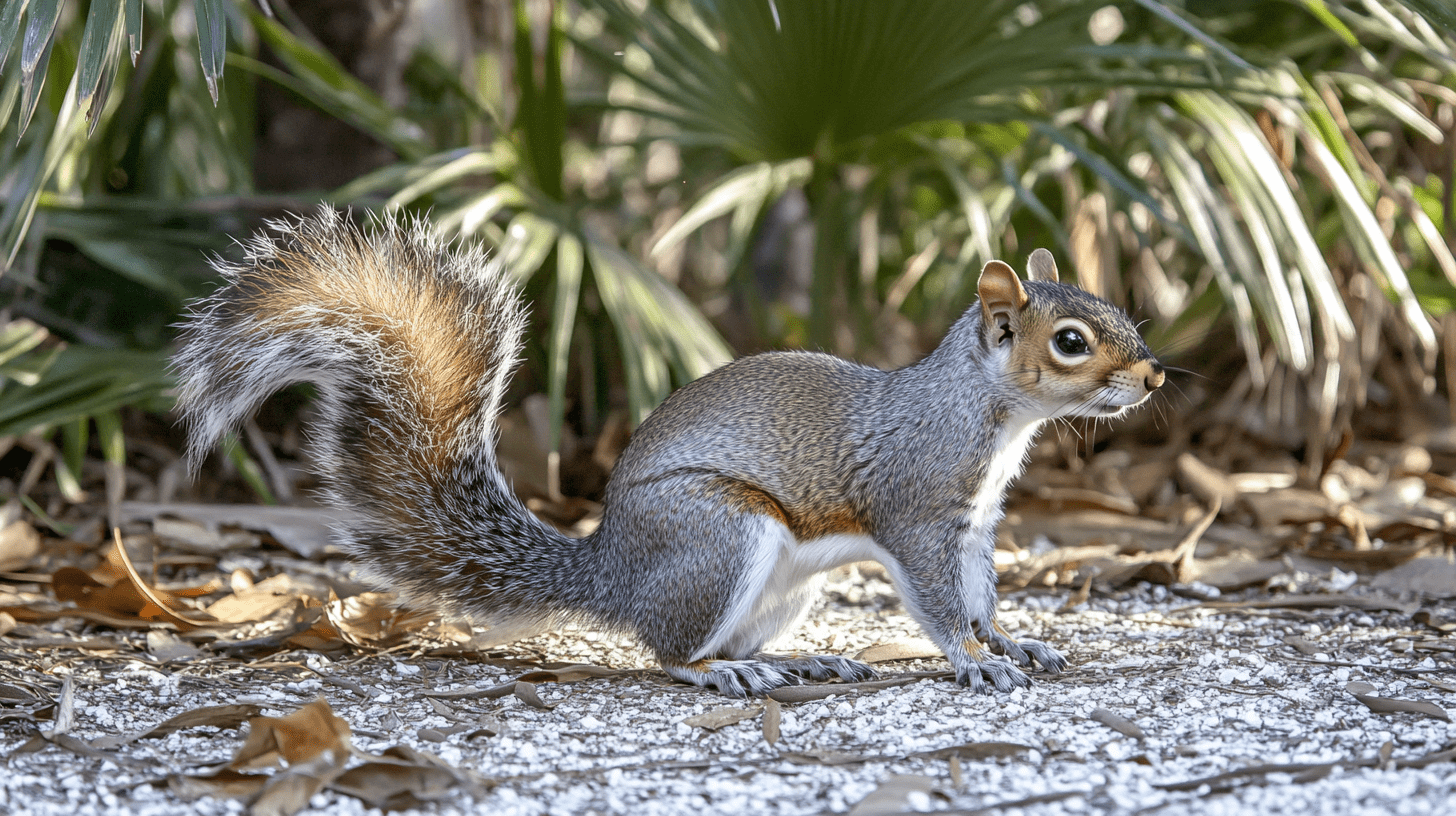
[755,653,878,684]
[662,654,876,697]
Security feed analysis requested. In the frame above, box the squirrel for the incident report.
[174,208,1164,697]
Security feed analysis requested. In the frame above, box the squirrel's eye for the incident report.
[1054,328,1089,355]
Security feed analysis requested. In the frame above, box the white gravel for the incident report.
[3,570,1453,815]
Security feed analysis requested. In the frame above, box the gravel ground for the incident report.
[2,567,1454,816]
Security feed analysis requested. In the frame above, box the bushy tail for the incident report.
[174,208,584,624]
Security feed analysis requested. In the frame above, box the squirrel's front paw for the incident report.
[954,656,1032,693]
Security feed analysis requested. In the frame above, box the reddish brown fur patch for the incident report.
[714,479,867,540]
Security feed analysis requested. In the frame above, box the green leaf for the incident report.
[0,317,49,373]
[584,231,731,423]
[16,0,62,135]
[0,0,29,75]
[57,416,87,502]
[194,0,226,103]
[124,0,142,63]
[75,0,122,106]
[0,346,172,439]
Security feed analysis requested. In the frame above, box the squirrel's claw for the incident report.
[955,657,1032,693]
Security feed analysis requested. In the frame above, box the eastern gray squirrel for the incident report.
[175,208,1164,696]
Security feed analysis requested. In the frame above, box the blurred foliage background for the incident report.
[1,0,1453,506]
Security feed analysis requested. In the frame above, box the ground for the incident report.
[3,563,1453,816]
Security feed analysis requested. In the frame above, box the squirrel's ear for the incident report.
[1026,248,1059,283]
[978,260,1028,345]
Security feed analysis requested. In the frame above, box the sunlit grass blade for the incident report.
[1144,118,1264,381]
[651,158,810,256]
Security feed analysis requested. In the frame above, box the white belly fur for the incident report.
[691,528,886,661]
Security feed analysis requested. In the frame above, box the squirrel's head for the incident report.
[976,249,1163,420]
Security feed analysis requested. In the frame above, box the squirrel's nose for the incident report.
[1145,360,1165,391]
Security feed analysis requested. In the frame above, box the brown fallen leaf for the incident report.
[913,742,1036,761]
[51,531,222,630]
[515,663,623,684]
[683,705,762,731]
[251,749,349,816]
[0,520,40,572]
[854,639,941,664]
[230,696,353,771]
[147,630,203,662]
[514,681,553,710]
[1345,682,1451,722]
[1194,594,1419,615]
[326,592,436,649]
[762,697,781,746]
[767,673,938,703]
[330,745,473,809]
[1089,707,1147,740]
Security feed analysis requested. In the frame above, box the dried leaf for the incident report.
[330,745,475,809]
[1345,682,1451,722]
[0,520,40,571]
[1196,594,1418,614]
[1413,610,1456,634]
[168,768,267,801]
[120,501,344,558]
[1089,707,1147,740]
[1371,557,1456,599]
[326,592,435,648]
[515,663,622,683]
[46,675,75,737]
[230,697,353,771]
[914,742,1036,761]
[252,749,349,816]
[762,697,781,746]
[683,705,761,731]
[767,674,928,703]
[854,639,941,664]
[57,531,223,630]
[146,630,203,662]
[846,774,937,816]
[514,681,553,710]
